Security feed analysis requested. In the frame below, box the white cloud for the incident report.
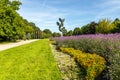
[94,0,120,20]
[18,0,78,32]
[18,0,120,32]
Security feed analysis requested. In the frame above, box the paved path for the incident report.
[0,39,39,51]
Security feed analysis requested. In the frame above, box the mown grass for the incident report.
[0,39,61,80]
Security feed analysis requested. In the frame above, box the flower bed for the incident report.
[53,33,120,80]
[60,47,106,80]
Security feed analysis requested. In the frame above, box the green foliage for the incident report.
[112,18,120,33]
[43,29,52,35]
[73,27,81,35]
[10,0,22,10]
[89,21,97,34]
[0,0,41,41]
[42,32,52,38]
[96,19,115,34]
[81,24,91,34]
[0,39,61,80]
[23,20,34,34]
[42,29,52,38]
[80,18,120,34]
[0,0,21,10]
[66,30,73,36]
[81,22,97,34]
[52,32,61,37]
[0,3,22,40]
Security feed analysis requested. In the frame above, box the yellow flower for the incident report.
[60,47,106,80]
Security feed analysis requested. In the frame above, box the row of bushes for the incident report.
[60,47,106,80]
[53,33,120,80]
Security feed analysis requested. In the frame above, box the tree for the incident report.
[96,19,115,34]
[67,30,73,36]
[42,29,52,38]
[81,24,90,34]
[52,32,61,37]
[73,27,82,35]
[56,18,67,36]
[32,26,41,39]
[89,21,97,34]
[10,0,22,10]
[112,18,120,33]
[43,29,52,34]
[0,0,41,41]
[0,0,23,41]
[0,1,22,41]
[0,0,21,10]
[81,21,97,34]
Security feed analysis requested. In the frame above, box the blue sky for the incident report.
[18,0,120,32]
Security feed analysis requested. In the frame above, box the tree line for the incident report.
[0,0,61,41]
[57,18,120,36]
[1,0,120,41]
[0,0,39,41]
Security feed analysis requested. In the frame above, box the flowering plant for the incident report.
[53,33,120,80]
[60,47,106,80]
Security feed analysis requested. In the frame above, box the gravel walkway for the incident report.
[50,44,81,80]
[0,39,39,51]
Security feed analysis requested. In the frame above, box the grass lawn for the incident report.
[0,39,61,80]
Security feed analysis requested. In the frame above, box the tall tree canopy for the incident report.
[96,19,115,34]
[112,18,120,33]
[89,21,97,34]
[73,27,81,35]
[0,0,41,41]
[52,32,61,37]
[67,30,73,36]
[0,0,22,40]
[42,29,52,38]
[81,24,90,34]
